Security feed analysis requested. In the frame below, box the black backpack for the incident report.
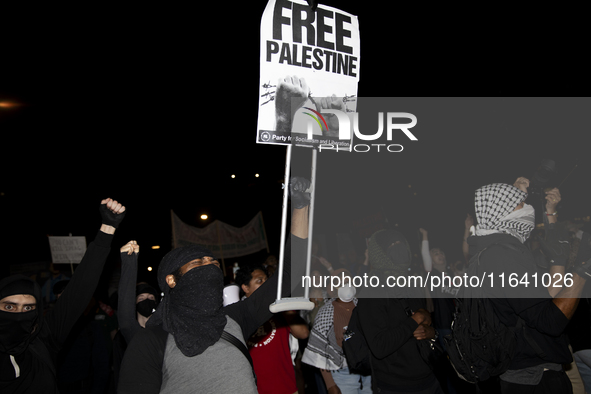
[342,306,372,376]
[444,296,518,383]
[444,243,545,383]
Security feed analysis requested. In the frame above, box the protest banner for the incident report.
[256,0,360,148]
[171,211,269,260]
[48,236,87,266]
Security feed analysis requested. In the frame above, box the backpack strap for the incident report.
[220,330,257,384]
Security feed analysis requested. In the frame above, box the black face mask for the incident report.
[0,310,38,355]
[136,299,157,318]
[165,264,227,357]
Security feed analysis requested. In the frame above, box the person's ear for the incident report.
[166,274,177,288]
[241,284,249,296]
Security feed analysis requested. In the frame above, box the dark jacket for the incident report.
[357,297,437,392]
[117,235,308,394]
[0,231,113,394]
[467,233,572,369]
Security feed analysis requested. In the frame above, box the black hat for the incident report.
[0,275,43,355]
[136,283,160,304]
[157,245,215,293]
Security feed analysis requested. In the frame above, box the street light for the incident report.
[0,101,20,108]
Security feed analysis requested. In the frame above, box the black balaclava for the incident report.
[368,229,414,298]
[147,244,226,357]
[0,275,43,355]
[135,283,159,318]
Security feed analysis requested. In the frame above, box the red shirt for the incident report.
[248,315,297,394]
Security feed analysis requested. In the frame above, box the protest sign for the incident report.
[48,236,87,265]
[256,0,360,148]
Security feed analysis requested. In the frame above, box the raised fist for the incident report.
[289,176,311,209]
[100,198,126,228]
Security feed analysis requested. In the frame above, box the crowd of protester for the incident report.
[1,176,591,394]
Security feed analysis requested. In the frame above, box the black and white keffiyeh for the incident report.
[301,298,358,371]
[474,183,535,243]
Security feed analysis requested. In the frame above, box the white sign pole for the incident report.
[304,148,317,299]
[270,144,315,313]
[274,144,292,302]
[259,0,359,312]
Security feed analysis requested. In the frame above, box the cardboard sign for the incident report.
[48,236,87,264]
[256,0,360,147]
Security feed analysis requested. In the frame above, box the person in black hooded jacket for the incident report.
[117,177,312,394]
[357,228,443,394]
[468,177,589,393]
[0,198,126,394]
[111,240,161,391]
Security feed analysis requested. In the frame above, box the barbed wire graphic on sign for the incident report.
[260,81,276,106]
[308,92,356,112]
[343,94,356,111]
[260,83,356,112]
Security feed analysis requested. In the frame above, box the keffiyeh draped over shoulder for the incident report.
[302,298,357,371]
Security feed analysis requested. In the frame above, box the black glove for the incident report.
[538,222,570,267]
[289,176,311,209]
[99,202,126,228]
[572,258,591,280]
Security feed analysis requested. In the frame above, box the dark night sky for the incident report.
[1,1,590,289]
